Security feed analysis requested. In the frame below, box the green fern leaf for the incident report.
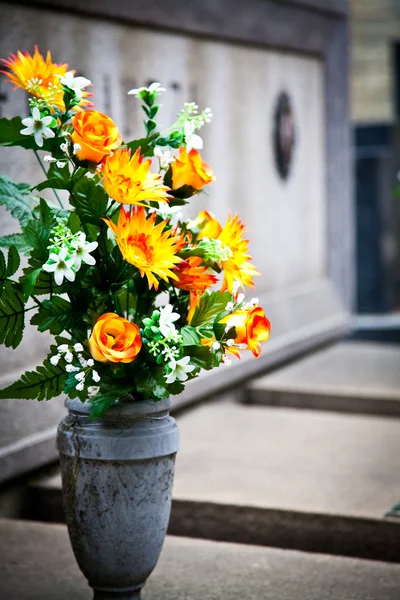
[0,280,25,348]
[0,233,31,255]
[31,296,74,335]
[0,353,66,401]
[0,174,39,227]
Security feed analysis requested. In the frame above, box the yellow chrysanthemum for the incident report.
[100,148,170,205]
[194,210,259,293]
[0,46,92,111]
[218,214,259,292]
[104,207,183,290]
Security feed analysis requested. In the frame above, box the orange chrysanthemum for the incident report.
[100,148,170,205]
[174,256,219,322]
[104,207,183,290]
[193,210,259,293]
[0,46,92,110]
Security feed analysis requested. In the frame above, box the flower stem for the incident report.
[34,150,64,210]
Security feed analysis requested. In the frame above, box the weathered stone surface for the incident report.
[247,341,400,416]
[2,518,400,600]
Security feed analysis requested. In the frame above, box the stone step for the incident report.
[29,397,400,563]
[2,518,400,600]
[246,341,400,417]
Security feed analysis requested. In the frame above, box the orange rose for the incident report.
[170,147,214,191]
[89,313,142,363]
[71,110,122,163]
[221,306,270,358]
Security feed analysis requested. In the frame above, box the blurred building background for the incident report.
[351,0,400,316]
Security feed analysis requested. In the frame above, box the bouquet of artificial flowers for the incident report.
[0,47,270,417]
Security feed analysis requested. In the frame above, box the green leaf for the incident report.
[0,233,31,254]
[180,326,201,346]
[5,245,20,278]
[0,174,39,226]
[31,296,73,335]
[125,132,159,157]
[23,199,57,262]
[70,177,108,224]
[35,177,71,192]
[0,280,25,348]
[21,267,42,301]
[184,346,218,371]
[190,290,231,327]
[88,393,117,419]
[0,352,65,401]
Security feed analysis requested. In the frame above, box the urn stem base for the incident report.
[93,586,142,599]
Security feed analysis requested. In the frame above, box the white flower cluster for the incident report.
[177,102,213,153]
[154,146,175,170]
[50,343,100,392]
[42,222,98,286]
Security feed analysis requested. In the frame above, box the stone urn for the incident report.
[57,397,179,600]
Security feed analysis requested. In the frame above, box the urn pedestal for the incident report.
[57,397,179,599]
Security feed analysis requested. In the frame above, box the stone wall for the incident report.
[351,0,400,123]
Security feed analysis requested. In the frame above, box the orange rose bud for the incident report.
[71,110,122,163]
[89,313,142,364]
[221,306,270,358]
[170,147,214,191]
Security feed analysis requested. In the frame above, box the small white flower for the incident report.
[65,351,73,364]
[88,386,100,396]
[128,82,166,96]
[74,343,84,352]
[87,358,94,367]
[250,297,259,306]
[226,339,235,347]
[224,320,234,333]
[56,71,91,99]
[92,370,101,383]
[60,142,69,153]
[154,146,174,169]
[212,341,221,350]
[56,160,67,168]
[42,247,75,286]
[232,281,240,294]
[165,356,195,384]
[225,302,234,311]
[66,364,80,373]
[43,155,57,163]
[76,382,85,392]
[158,304,180,339]
[58,344,69,353]
[75,372,85,381]
[79,357,88,368]
[20,106,55,148]
[73,143,82,154]
[236,293,245,304]
[70,233,98,271]
[184,120,203,153]
[50,354,60,366]
[222,355,232,366]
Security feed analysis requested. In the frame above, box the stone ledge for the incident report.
[246,342,400,417]
[2,518,400,600]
